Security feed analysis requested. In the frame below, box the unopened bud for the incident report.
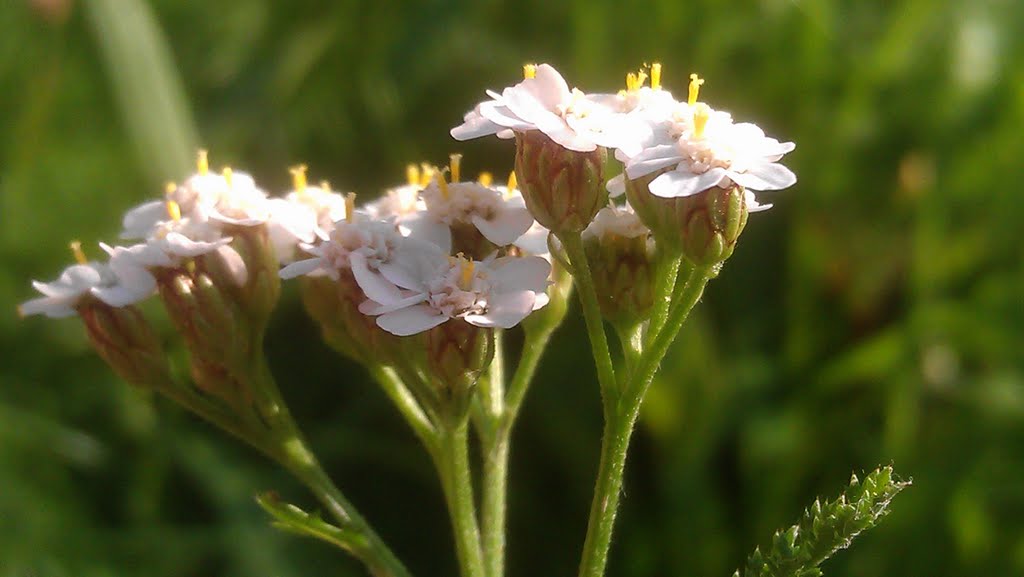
[583,218,656,326]
[198,225,281,328]
[77,300,171,389]
[300,273,400,366]
[514,131,608,235]
[421,321,493,419]
[625,174,750,266]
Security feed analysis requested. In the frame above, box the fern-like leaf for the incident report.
[733,465,910,577]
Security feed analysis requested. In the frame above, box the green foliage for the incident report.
[736,467,909,577]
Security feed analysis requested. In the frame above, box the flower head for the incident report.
[359,247,551,336]
[451,63,627,153]
[611,74,796,199]
[20,242,156,318]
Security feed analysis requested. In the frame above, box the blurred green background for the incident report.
[2,0,1022,575]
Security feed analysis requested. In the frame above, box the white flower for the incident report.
[267,171,350,263]
[279,218,427,310]
[20,248,157,318]
[610,74,796,199]
[450,63,628,153]
[358,249,551,336]
[583,203,650,241]
[404,176,534,253]
[121,164,270,241]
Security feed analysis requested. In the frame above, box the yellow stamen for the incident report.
[406,163,420,186]
[449,153,463,183]
[507,170,518,192]
[69,240,87,265]
[419,163,436,188]
[692,103,711,139]
[164,181,177,196]
[290,164,308,191]
[197,149,209,175]
[523,64,537,79]
[460,259,475,290]
[651,63,662,90]
[345,192,356,222]
[435,171,449,200]
[320,180,332,192]
[626,69,648,92]
[166,200,182,221]
[222,167,233,187]
[688,73,704,106]
[478,172,493,188]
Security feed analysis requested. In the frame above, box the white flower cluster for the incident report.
[21,153,552,336]
[452,63,797,203]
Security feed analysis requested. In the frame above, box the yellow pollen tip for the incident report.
[406,164,420,186]
[69,241,88,265]
[166,200,182,221]
[693,103,711,139]
[222,167,233,187]
[449,153,463,183]
[290,164,308,191]
[507,170,518,191]
[478,172,493,188]
[523,64,537,79]
[197,149,209,175]
[320,180,331,192]
[651,63,662,90]
[460,259,475,289]
[688,73,704,106]
[436,171,449,199]
[419,163,435,187]
[345,192,356,222]
[164,181,177,196]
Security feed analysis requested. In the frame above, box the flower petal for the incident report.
[471,207,534,246]
[648,167,729,198]
[279,257,325,279]
[727,163,797,191]
[350,252,403,305]
[464,290,536,328]
[377,304,448,336]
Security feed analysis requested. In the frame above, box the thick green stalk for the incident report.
[369,364,438,454]
[559,233,618,413]
[647,252,682,339]
[478,328,555,577]
[438,423,486,577]
[576,268,711,577]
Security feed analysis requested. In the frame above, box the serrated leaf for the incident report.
[733,466,910,577]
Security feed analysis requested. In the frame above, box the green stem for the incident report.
[576,267,711,577]
[253,359,413,577]
[369,364,438,454]
[559,232,618,414]
[438,422,486,577]
[480,435,509,577]
[478,328,556,577]
[647,252,682,339]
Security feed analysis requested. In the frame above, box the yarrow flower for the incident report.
[403,155,534,254]
[267,165,349,263]
[19,242,156,318]
[358,248,551,337]
[450,63,628,153]
[608,73,797,199]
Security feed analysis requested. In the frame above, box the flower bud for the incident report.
[77,299,172,389]
[420,321,493,419]
[197,225,281,329]
[300,273,400,366]
[626,174,750,266]
[514,131,607,235]
[582,206,656,326]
